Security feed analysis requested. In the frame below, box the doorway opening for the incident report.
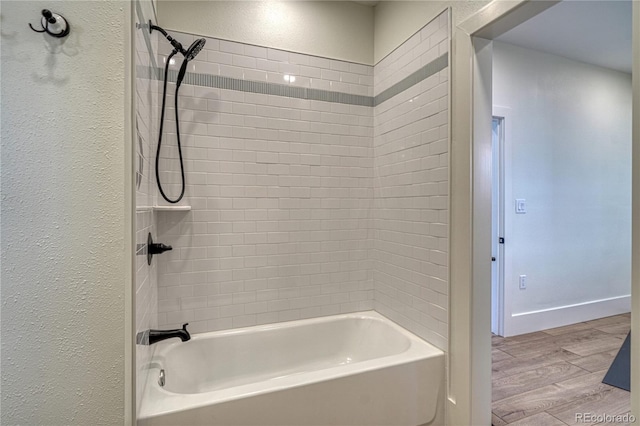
[486,2,632,424]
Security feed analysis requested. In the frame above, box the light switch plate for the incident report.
[516,199,526,214]
[519,275,527,289]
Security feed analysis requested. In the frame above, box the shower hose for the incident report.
[155,50,186,203]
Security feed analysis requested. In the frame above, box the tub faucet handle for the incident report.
[146,232,172,265]
[149,242,172,255]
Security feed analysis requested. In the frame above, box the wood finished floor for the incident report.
[492,313,631,425]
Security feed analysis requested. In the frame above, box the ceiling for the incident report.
[495,0,632,74]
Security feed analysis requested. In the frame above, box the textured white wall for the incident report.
[1,1,129,424]
[493,41,632,334]
[157,1,375,65]
[374,1,489,63]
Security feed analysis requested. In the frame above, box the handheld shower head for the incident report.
[185,38,206,61]
[176,39,206,88]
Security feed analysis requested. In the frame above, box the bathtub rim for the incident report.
[139,310,444,420]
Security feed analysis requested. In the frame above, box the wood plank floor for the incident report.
[492,313,631,425]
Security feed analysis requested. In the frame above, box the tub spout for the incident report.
[136,323,191,345]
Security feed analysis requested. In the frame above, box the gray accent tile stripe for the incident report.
[136,52,447,108]
[373,53,448,106]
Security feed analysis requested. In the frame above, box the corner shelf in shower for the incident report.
[152,205,191,212]
[135,205,191,212]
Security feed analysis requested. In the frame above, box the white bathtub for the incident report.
[138,311,444,425]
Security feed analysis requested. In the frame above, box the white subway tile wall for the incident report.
[372,10,449,351]
[134,0,159,414]
[155,33,375,333]
[146,9,449,350]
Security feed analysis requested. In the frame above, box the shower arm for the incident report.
[147,20,167,36]
[148,20,186,56]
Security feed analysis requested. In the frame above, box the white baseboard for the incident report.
[504,295,631,337]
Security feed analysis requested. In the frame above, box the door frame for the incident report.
[447,0,639,423]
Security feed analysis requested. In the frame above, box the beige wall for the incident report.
[1,1,130,424]
[157,1,375,64]
[374,1,490,63]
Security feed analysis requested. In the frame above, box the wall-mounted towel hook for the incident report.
[29,9,70,38]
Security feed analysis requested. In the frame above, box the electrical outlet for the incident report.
[519,275,527,290]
